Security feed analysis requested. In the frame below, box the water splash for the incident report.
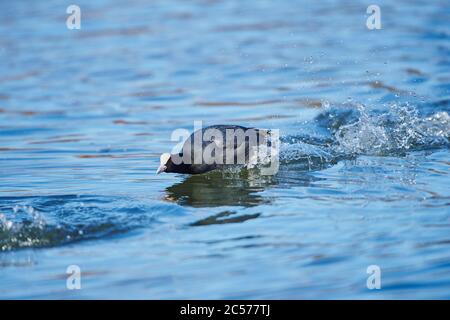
[0,206,55,251]
[333,104,450,156]
[0,195,166,251]
[274,103,450,172]
[280,140,335,169]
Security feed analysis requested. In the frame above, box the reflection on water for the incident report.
[164,172,276,208]
[190,210,261,226]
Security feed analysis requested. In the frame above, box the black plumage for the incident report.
[157,125,270,175]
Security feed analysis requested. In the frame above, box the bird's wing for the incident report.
[181,126,269,165]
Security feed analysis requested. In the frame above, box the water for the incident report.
[0,0,449,299]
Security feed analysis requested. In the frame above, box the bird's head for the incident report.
[156,153,172,174]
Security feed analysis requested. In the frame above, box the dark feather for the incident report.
[164,125,270,174]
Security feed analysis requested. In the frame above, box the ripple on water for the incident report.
[0,195,177,251]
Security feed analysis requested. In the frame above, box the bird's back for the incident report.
[180,125,270,167]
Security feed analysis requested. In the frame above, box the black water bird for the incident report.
[156,125,271,175]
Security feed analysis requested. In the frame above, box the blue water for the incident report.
[1,0,449,299]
